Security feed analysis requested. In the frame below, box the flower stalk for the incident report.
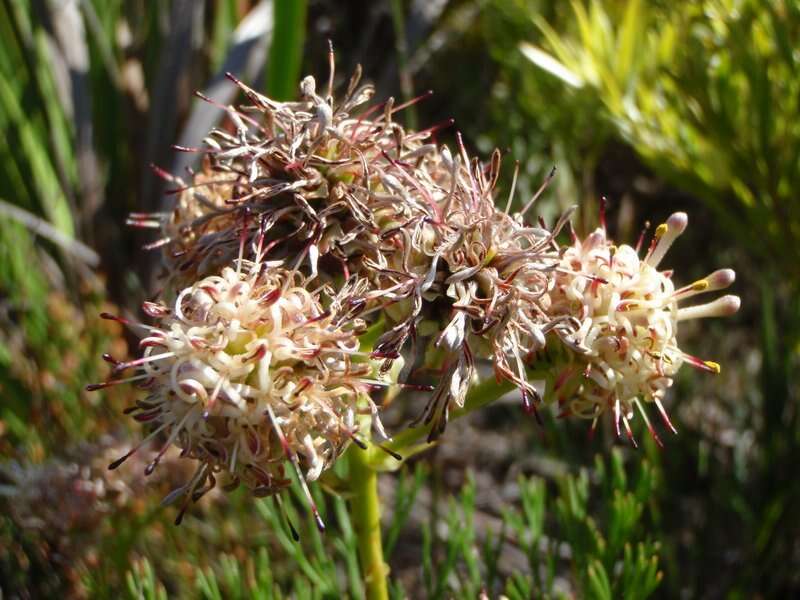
[380,375,516,465]
[347,442,389,600]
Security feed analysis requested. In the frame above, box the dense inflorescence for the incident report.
[549,211,740,444]
[137,71,571,439]
[93,242,378,527]
[94,63,740,523]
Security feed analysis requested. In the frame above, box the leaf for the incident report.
[519,42,584,88]
[586,559,612,600]
[266,0,307,100]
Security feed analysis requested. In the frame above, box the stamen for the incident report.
[672,269,735,301]
[143,237,172,251]
[375,443,403,461]
[326,39,335,100]
[265,405,326,533]
[407,117,455,140]
[112,352,176,373]
[678,351,722,374]
[388,89,434,115]
[654,398,678,434]
[621,412,638,448]
[677,294,740,321]
[126,217,162,228]
[86,373,152,391]
[520,165,556,216]
[599,196,608,230]
[107,421,170,470]
[149,163,180,183]
[634,398,663,448]
[504,160,520,215]
[645,212,688,267]
[634,221,651,253]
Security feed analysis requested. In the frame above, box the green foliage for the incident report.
[267,0,308,101]
[411,449,661,599]
[126,559,168,600]
[106,454,660,599]
[517,0,800,272]
[384,464,426,558]
[0,0,75,233]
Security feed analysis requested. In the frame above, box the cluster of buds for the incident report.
[94,61,739,524]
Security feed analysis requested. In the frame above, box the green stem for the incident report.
[345,360,547,595]
[389,0,417,130]
[267,0,308,100]
[348,444,389,600]
[384,376,517,456]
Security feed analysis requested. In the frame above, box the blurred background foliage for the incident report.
[0,0,797,597]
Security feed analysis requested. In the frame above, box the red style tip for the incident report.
[599,196,608,230]
[647,423,664,449]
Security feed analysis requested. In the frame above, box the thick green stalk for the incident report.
[345,361,548,595]
[348,445,389,600]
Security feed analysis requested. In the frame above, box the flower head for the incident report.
[122,64,740,451]
[550,212,740,444]
[89,251,374,528]
[129,69,568,439]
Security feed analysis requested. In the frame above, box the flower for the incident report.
[136,70,442,297]
[88,251,375,528]
[128,68,568,439]
[389,149,565,438]
[124,65,740,449]
[549,212,740,445]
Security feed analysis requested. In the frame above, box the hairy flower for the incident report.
[88,250,376,528]
[385,151,567,438]
[127,64,740,448]
[128,67,572,440]
[137,69,442,297]
[549,212,740,444]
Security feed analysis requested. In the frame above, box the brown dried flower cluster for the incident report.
[137,70,570,439]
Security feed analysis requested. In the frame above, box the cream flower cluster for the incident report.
[550,213,739,444]
[94,252,372,527]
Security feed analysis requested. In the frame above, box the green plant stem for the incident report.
[345,370,546,595]
[348,445,389,600]
[267,0,307,100]
[384,376,517,456]
[389,0,417,129]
